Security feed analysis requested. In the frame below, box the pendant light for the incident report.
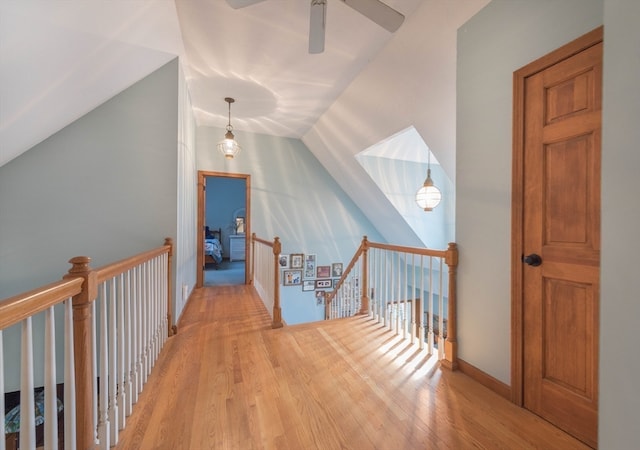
[415,150,442,211]
[217,97,241,159]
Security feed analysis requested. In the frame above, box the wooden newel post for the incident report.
[63,256,97,450]
[271,237,284,329]
[164,238,176,336]
[442,242,458,370]
[358,236,370,315]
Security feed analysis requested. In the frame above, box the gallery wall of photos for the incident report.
[279,253,344,305]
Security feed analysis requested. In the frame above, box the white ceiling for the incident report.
[0,0,424,167]
[0,0,488,248]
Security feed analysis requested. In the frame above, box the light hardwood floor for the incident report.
[116,285,590,449]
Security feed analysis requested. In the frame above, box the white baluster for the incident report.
[124,270,134,416]
[161,255,168,344]
[98,284,110,449]
[64,298,77,450]
[20,317,36,450]
[438,258,445,361]
[394,252,399,333]
[91,300,98,444]
[142,261,150,383]
[108,277,118,444]
[135,264,143,398]
[118,273,127,429]
[153,257,160,361]
[382,251,388,328]
[411,253,416,345]
[403,253,408,340]
[428,257,434,355]
[419,256,425,350]
[44,306,58,450]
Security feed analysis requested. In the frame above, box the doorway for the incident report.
[511,27,602,448]
[197,171,251,288]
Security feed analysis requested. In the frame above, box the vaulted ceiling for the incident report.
[1,0,428,166]
[1,0,489,245]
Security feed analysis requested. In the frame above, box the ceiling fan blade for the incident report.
[309,0,326,54]
[226,0,267,9]
[341,0,404,32]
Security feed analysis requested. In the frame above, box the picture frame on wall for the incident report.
[316,265,331,278]
[290,254,304,269]
[315,290,325,305]
[283,269,302,286]
[278,254,290,269]
[302,280,315,291]
[315,279,331,289]
[331,263,343,278]
[304,254,317,279]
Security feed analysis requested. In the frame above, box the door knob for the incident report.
[522,253,542,266]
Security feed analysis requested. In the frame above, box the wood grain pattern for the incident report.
[116,285,590,449]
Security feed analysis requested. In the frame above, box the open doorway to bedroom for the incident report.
[196,171,251,288]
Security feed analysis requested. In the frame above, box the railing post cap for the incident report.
[67,256,92,274]
[273,236,281,254]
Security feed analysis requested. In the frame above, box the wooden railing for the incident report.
[0,239,173,449]
[250,234,283,328]
[325,237,458,369]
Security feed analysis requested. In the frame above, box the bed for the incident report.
[205,227,223,267]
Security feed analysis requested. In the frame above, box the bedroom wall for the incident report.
[0,59,180,391]
[206,176,246,259]
[197,127,384,324]
[456,0,603,384]
[599,0,640,447]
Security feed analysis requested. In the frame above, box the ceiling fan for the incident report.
[226,0,405,54]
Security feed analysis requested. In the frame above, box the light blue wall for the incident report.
[357,155,454,249]
[175,64,198,323]
[197,127,384,324]
[600,0,640,447]
[0,59,183,391]
[456,0,603,383]
[0,59,180,298]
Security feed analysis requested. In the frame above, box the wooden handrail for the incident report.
[324,238,367,317]
[367,240,449,258]
[94,243,172,283]
[252,235,276,247]
[0,278,84,330]
[251,233,283,328]
[323,236,459,370]
[0,239,174,449]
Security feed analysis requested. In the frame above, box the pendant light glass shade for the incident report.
[415,168,442,211]
[416,149,442,211]
[217,97,241,159]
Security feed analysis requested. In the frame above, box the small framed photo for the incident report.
[302,280,315,291]
[283,269,302,286]
[290,253,304,269]
[316,265,331,278]
[315,290,326,305]
[278,254,290,269]
[331,263,343,278]
[304,254,317,279]
[333,278,340,289]
[315,279,332,289]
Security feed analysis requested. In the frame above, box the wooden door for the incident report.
[513,28,602,448]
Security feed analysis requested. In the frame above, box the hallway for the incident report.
[116,285,590,449]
